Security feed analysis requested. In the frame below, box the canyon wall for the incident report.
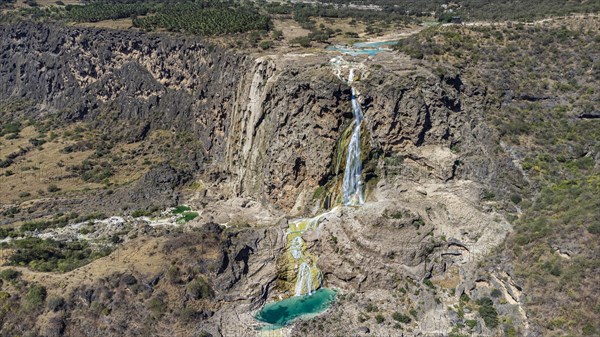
[0,21,525,213]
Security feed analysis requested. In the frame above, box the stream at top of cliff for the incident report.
[326,39,399,56]
[255,56,366,330]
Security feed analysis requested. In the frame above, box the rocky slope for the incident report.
[0,20,532,336]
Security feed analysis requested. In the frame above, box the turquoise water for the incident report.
[326,45,380,56]
[256,288,337,329]
[353,40,398,48]
[327,40,398,55]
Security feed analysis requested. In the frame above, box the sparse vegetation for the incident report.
[477,297,499,329]
[490,288,502,298]
[46,296,65,311]
[423,278,435,289]
[4,238,112,272]
[147,297,167,317]
[131,209,152,217]
[392,311,412,324]
[186,276,213,300]
[395,18,600,336]
[24,284,46,309]
[0,269,21,281]
[365,302,378,312]
[47,184,60,193]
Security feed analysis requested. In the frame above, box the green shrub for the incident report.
[46,296,65,311]
[47,184,60,193]
[505,325,518,337]
[482,190,495,201]
[366,302,378,312]
[179,306,198,323]
[392,312,411,324]
[588,223,600,234]
[374,314,385,323]
[259,40,273,50]
[186,277,213,300]
[0,227,19,239]
[291,36,311,48]
[21,220,53,232]
[383,209,404,219]
[147,297,166,316]
[25,285,47,308]
[181,212,199,222]
[582,323,597,336]
[79,225,94,235]
[172,205,191,214]
[412,217,425,229]
[0,269,20,281]
[477,297,499,328]
[510,194,522,204]
[423,279,435,289]
[0,122,21,136]
[167,265,180,284]
[131,209,151,217]
[271,30,283,40]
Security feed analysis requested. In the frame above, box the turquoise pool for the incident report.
[255,288,337,329]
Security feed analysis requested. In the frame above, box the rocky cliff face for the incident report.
[0,21,248,152]
[0,21,525,212]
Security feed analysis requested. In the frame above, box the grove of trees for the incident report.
[132,3,272,35]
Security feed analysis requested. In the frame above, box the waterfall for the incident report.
[290,236,304,260]
[342,68,365,206]
[284,59,368,298]
[257,56,371,330]
[288,209,334,296]
[295,262,314,296]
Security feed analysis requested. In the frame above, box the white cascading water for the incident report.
[295,262,314,296]
[290,236,304,260]
[342,68,365,206]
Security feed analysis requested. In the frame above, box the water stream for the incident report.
[326,40,398,56]
[342,68,365,206]
[256,57,366,329]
